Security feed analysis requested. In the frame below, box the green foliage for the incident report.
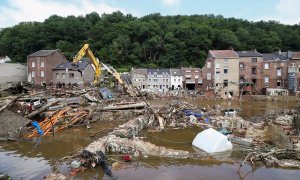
[0,12,299,68]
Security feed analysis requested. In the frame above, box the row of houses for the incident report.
[130,50,300,97]
[27,49,95,87]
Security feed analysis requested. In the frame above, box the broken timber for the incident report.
[25,99,60,118]
[97,102,147,111]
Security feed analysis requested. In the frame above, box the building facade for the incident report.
[130,68,147,90]
[27,49,66,85]
[147,69,171,92]
[262,53,288,91]
[170,68,183,90]
[236,51,264,95]
[52,58,95,87]
[203,50,239,98]
[181,67,201,90]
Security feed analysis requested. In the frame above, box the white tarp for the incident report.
[192,128,233,153]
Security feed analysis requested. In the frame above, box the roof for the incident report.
[236,51,262,57]
[170,68,182,76]
[53,58,91,70]
[262,53,287,61]
[181,67,201,71]
[209,50,239,59]
[147,69,170,75]
[28,49,60,57]
[131,68,147,74]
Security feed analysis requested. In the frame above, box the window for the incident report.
[224,58,228,63]
[215,72,220,80]
[32,71,35,77]
[292,63,296,67]
[195,75,199,79]
[215,63,220,69]
[239,63,244,69]
[224,67,228,75]
[69,73,74,78]
[277,68,282,76]
[149,79,151,82]
[56,73,60,79]
[240,76,245,83]
[166,79,168,82]
[223,80,228,87]
[264,76,269,83]
[32,61,35,67]
[62,73,66,79]
[207,73,211,80]
[264,63,269,69]
[207,62,211,68]
[252,58,257,63]
[40,71,44,77]
[252,67,257,75]
[277,80,282,87]
[40,61,45,67]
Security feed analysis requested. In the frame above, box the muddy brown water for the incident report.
[0,100,300,179]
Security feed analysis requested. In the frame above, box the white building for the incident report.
[170,68,183,90]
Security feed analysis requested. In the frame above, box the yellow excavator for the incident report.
[72,44,136,96]
[73,44,101,85]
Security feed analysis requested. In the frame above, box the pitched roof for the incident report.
[236,51,262,57]
[170,68,182,76]
[53,58,91,70]
[262,53,287,61]
[209,50,239,59]
[28,49,60,57]
[131,68,147,74]
[147,68,170,75]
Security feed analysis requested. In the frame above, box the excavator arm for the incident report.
[73,44,101,85]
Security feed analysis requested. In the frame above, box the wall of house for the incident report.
[52,70,84,85]
[239,57,264,94]
[262,61,287,89]
[182,68,201,90]
[82,64,95,86]
[147,72,170,92]
[170,75,183,89]
[213,58,239,98]
[131,74,147,89]
[27,51,66,85]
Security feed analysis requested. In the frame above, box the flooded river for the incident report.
[0,100,299,179]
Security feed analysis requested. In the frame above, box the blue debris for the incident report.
[99,87,113,99]
[32,121,43,135]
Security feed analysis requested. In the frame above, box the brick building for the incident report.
[27,49,66,85]
[181,67,202,90]
[262,53,288,90]
[236,51,264,95]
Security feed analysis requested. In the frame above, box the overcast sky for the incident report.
[0,0,299,28]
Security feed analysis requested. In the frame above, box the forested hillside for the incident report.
[0,11,299,68]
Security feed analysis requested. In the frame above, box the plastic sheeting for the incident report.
[192,128,232,153]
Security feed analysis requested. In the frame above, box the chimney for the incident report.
[278,50,281,55]
[288,50,292,59]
